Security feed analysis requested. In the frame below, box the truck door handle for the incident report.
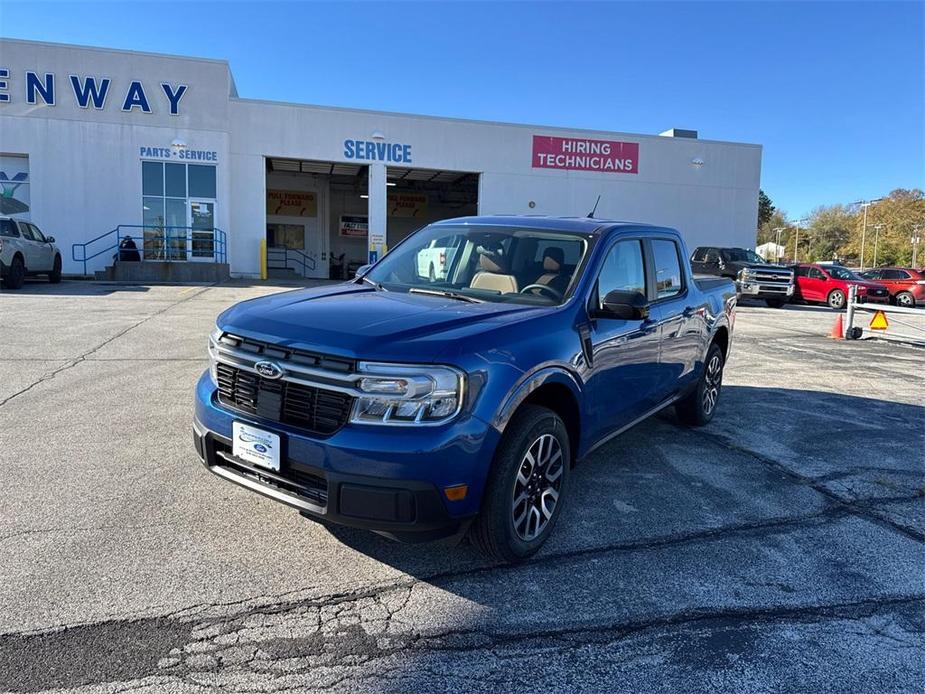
[682,307,695,318]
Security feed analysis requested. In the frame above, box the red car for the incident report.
[858,267,925,308]
[790,263,890,309]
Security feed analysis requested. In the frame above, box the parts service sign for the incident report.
[532,136,639,174]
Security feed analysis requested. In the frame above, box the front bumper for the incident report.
[192,371,498,541]
[735,280,794,300]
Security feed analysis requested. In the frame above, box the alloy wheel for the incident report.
[896,293,914,307]
[702,352,723,416]
[511,433,564,542]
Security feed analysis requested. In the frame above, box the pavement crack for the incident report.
[0,285,212,409]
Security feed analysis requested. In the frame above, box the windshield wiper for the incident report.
[408,287,485,303]
[357,276,385,290]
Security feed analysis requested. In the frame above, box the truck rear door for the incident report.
[649,238,704,397]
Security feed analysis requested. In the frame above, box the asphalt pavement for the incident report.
[0,281,923,693]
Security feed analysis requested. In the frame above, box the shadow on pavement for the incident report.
[0,280,152,296]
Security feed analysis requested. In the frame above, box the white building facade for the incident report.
[0,38,763,279]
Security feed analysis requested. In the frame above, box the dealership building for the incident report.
[0,38,762,280]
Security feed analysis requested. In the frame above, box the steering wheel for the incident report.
[520,283,563,301]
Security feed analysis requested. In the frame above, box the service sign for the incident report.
[532,135,639,174]
[339,215,368,237]
[267,190,317,217]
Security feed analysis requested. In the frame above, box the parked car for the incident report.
[0,217,63,289]
[193,216,736,562]
[790,263,889,309]
[858,267,925,308]
[415,238,459,281]
[691,246,793,308]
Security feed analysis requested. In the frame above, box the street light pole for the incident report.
[871,224,885,268]
[773,226,785,262]
[793,218,808,263]
[854,198,883,271]
[912,225,922,267]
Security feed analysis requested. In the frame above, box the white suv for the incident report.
[0,217,62,289]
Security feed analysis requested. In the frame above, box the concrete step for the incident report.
[96,262,230,283]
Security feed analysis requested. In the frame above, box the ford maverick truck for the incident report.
[194,216,736,562]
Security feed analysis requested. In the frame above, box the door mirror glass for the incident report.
[354,263,372,278]
[596,290,650,320]
[45,236,55,243]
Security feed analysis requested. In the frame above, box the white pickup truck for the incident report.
[415,239,458,281]
[0,216,62,289]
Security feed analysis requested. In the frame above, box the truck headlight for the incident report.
[351,362,464,425]
[207,326,222,385]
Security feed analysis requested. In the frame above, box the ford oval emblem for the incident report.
[255,361,283,379]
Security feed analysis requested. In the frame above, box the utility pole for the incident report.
[871,224,885,268]
[912,225,922,267]
[853,198,883,271]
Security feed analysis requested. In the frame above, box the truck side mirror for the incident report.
[46,236,56,243]
[594,290,650,320]
[354,264,372,279]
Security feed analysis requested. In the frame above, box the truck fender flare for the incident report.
[492,366,583,434]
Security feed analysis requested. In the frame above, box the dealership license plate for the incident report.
[232,422,281,472]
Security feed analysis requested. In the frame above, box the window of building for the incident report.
[651,239,684,299]
[141,161,216,260]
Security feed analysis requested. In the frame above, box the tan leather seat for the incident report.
[470,247,519,294]
[534,247,564,288]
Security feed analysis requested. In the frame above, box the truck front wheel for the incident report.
[676,343,725,427]
[470,404,570,563]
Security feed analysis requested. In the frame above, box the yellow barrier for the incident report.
[259,239,268,280]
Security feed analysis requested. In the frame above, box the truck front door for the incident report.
[584,238,661,444]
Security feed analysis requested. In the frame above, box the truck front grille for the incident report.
[750,270,793,284]
[216,363,353,436]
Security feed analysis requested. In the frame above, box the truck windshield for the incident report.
[363,224,590,305]
[721,248,765,263]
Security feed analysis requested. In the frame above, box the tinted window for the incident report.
[721,248,764,263]
[27,224,46,243]
[827,266,862,281]
[18,224,36,241]
[793,266,808,277]
[188,165,216,198]
[597,240,646,307]
[882,269,909,280]
[142,161,163,196]
[691,247,707,262]
[703,248,720,263]
[809,267,826,280]
[0,220,19,237]
[652,239,684,299]
[164,163,186,198]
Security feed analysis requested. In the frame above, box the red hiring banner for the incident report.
[532,136,639,174]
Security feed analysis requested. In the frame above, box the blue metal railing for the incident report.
[72,224,227,276]
[266,246,317,277]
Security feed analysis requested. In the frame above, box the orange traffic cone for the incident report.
[829,313,844,339]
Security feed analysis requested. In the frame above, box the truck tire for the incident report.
[895,291,915,308]
[2,254,25,290]
[676,342,725,427]
[469,404,570,563]
[827,289,846,310]
[765,298,787,308]
[49,255,62,283]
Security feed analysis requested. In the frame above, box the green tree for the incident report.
[837,189,925,267]
[757,189,775,229]
[805,205,853,262]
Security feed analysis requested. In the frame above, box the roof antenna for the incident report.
[587,195,601,219]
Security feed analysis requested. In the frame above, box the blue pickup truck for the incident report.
[193,216,736,562]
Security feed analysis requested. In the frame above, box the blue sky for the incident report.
[1,1,922,218]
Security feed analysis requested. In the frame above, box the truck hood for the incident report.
[217,283,550,362]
